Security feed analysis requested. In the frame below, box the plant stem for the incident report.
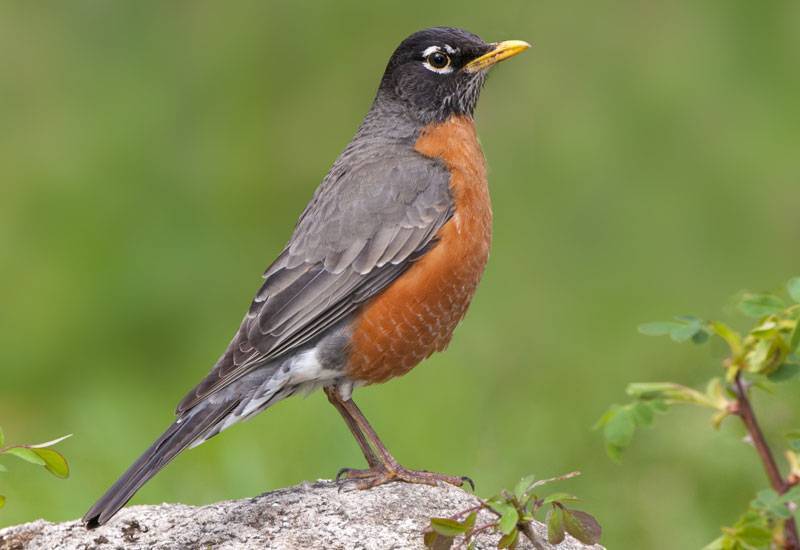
[734,373,786,491]
[447,503,485,521]
[734,371,800,549]
[519,522,547,550]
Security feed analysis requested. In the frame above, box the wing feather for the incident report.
[176,148,453,413]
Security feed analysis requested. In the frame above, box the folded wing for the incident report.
[177,151,452,413]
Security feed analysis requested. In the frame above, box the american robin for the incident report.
[84,26,529,527]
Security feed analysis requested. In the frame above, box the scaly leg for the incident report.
[325,388,471,490]
[324,387,380,468]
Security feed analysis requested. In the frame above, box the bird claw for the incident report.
[335,467,354,482]
[336,467,378,492]
[334,464,471,491]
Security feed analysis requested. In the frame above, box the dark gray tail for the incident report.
[83,401,238,528]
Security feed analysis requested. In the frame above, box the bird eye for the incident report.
[426,51,450,70]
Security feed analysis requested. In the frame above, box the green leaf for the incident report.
[514,474,537,500]
[627,382,714,407]
[625,382,674,399]
[463,511,477,532]
[597,407,633,461]
[751,488,779,508]
[737,293,786,318]
[32,448,69,478]
[706,508,773,549]
[780,485,800,504]
[637,316,706,343]
[488,498,515,516]
[768,505,790,519]
[751,319,780,337]
[0,463,7,472]
[631,401,654,427]
[605,443,624,462]
[649,399,669,412]
[674,316,706,342]
[543,492,579,505]
[498,528,518,548]
[498,506,520,535]
[563,509,602,545]
[710,409,731,430]
[768,363,800,383]
[430,518,467,537]
[0,495,4,508]
[704,378,733,419]
[593,406,617,430]
[3,447,46,466]
[745,339,780,374]
[788,277,800,303]
[547,506,565,544]
[670,323,702,343]
[709,321,743,357]
[751,488,791,519]
[595,406,632,461]
[736,525,774,547]
[602,406,635,449]
[0,426,4,447]
[638,322,683,336]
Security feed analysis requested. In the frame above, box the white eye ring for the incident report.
[422,46,453,74]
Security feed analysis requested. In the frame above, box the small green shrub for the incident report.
[0,428,71,509]
[424,471,601,549]
[597,277,800,549]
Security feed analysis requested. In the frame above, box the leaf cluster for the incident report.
[596,277,800,461]
[423,472,600,549]
[0,427,71,509]
[705,487,800,549]
[596,277,800,549]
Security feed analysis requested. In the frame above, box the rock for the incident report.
[0,480,603,549]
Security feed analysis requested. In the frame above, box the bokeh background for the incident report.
[1,2,799,548]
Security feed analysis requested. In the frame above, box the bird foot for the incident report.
[336,464,473,491]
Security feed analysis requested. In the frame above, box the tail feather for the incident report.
[83,401,238,528]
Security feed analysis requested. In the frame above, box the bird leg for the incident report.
[323,387,380,468]
[324,388,469,490]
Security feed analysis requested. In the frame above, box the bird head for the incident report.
[377,27,530,124]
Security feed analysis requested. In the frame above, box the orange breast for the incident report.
[346,116,492,384]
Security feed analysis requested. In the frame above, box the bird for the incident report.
[83,26,529,528]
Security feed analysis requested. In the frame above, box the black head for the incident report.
[376,27,530,124]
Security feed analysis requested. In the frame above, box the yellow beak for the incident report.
[464,40,531,73]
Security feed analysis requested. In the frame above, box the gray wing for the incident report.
[177,151,452,413]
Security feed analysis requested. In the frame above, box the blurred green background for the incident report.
[1,1,798,548]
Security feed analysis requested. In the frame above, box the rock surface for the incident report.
[0,480,604,549]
